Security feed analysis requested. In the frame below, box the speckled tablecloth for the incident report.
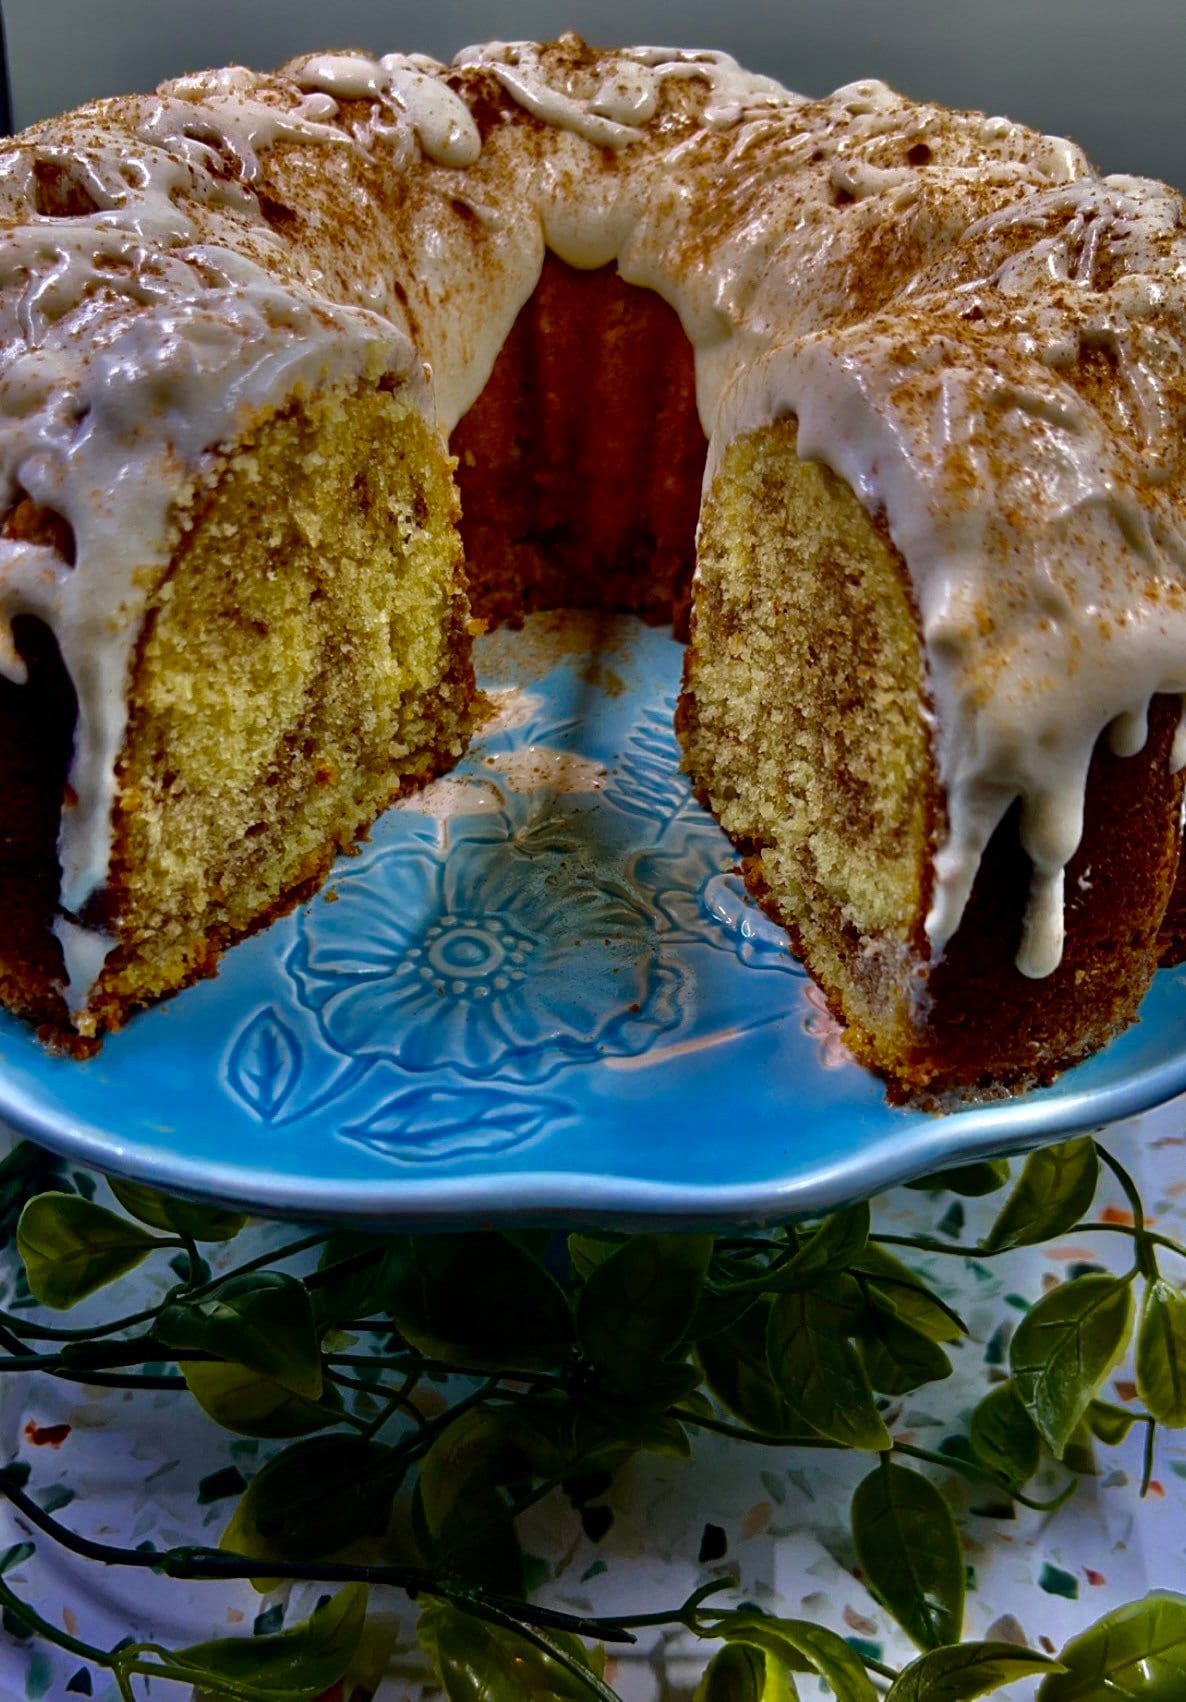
[2,1101,1185,1701]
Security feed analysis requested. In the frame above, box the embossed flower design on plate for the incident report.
[630,819,807,974]
[289,802,683,1083]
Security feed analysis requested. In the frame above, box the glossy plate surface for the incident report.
[4,612,1186,1229]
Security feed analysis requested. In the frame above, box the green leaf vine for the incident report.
[0,1138,1184,1697]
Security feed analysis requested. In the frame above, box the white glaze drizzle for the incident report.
[1,35,1184,1022]
[0,71,429,1013]
[453,41,796,147]
[294,54,481,167]
[711,160,1186,976]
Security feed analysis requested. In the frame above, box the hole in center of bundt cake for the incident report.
[450,251,707,637]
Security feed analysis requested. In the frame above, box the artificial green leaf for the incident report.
[439,1490,524,1593]
[182,1359,341,1439]
[417,1407,540,1539]
[629,1410,694,1456]
[695,1642,765,1702]
[689,1284,762,1344]
[17,1193,163,1308]
[567,1233,624,1282]
[611,1357,703,1409]
[712,1616,878,1701]
[504,1229,552,1263]
[759,1204,871,1292]
[851,1461,964,1650]
[886,1641,1062,1701]
[158,1271,321,1398]
[171,1582,366,1698]
[695,1641,799,1702]
[309,1233,391,1328]
[418,1599,610,1701]
[1009,1274,1134,1457]
[968,1381,1041,1487]
[1061,1417,1097,1477]
[409,1409,543,1594]
[577,1233,713,1403]
[382,1232,574,1371]
[572,1396,692,1465]
[424,1481,526,1595]
[410,1398,647,1596]
[857,1297,953,1395]
[707,1210,871,1303]
[220,1435,401,1568]
[983,1140,1099,1253]
[0,1144,72,1251]
[1137,1279,1186,1427]
[853,1245,966,1343]
[766,1287,890,1451]
[1038,1592,1186,1699]
[698,1299,801,1437]
[1085,1399,1140,1446]
[587,1396,695,1475]
[0,1542,33,1576]
[333,1610,400,1702]
[105,1177,248,1242]
[906,1160,1012,1197]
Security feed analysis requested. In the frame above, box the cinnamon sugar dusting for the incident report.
[481,746,607,793]
[0,34,1184,1001]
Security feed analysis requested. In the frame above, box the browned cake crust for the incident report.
[913,695,1185,1102]
[453,253,706,635]
[0,615,77,1036]
[738,697,1185,1106]
[1156,856,1186,967]
[687,699,1185,1106]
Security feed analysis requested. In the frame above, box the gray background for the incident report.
[4,0,1185,188]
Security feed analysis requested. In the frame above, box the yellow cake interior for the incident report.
[84,379,471,1034]
[680,416,938,1077]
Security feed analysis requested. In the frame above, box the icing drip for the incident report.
[709,159,1186,974]
[1,34,1185,1020]
[0,75,430,1012]
[53,917,114,1017]
[293,54,481,167]
[454,42,798,146]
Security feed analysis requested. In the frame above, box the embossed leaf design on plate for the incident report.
[341,1085,572,1163]
[630,821,807,973]
[224,1008,303,1122]
[604,697,688,829]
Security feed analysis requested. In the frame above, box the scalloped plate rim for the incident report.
[2,1040,1184,1229]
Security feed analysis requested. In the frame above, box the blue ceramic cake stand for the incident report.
[2,612,1185,1229]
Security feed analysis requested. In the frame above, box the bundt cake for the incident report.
[0,36,1184,1101]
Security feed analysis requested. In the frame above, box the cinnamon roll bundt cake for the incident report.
[1,35,1184,1100]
